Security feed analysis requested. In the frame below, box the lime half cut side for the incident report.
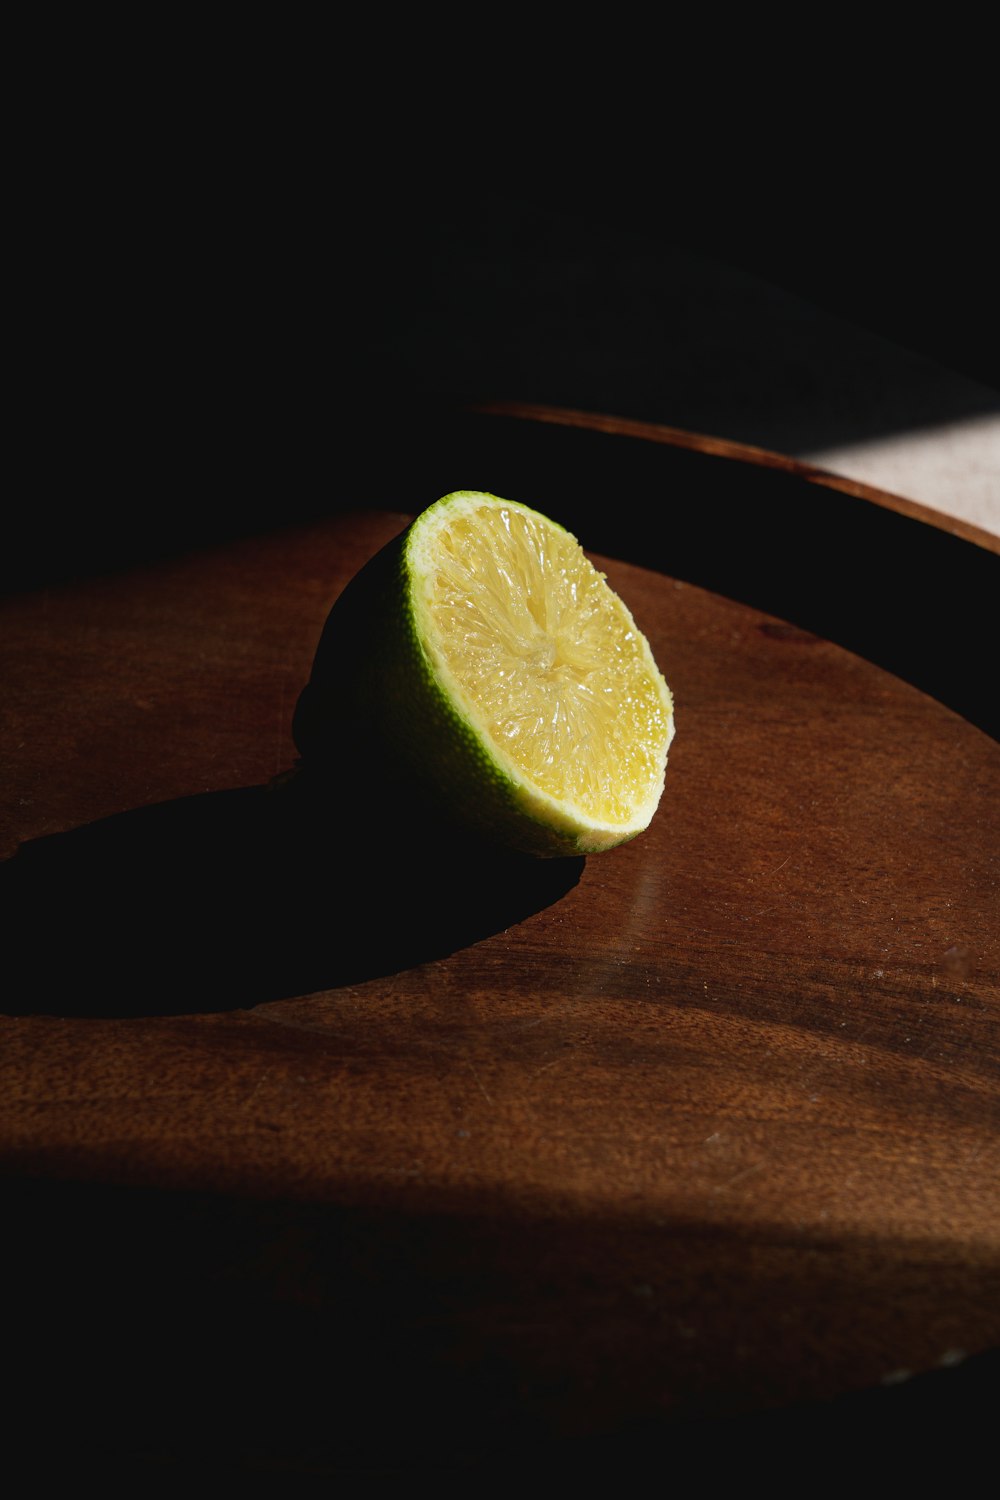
[295,491,676,857]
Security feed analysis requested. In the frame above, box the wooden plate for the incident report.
[2,406,998,1474]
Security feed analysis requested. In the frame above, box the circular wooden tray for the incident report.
[3,406,998,1474]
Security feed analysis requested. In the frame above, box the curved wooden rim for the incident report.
[471,400,1000,557]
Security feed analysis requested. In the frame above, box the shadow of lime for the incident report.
[3,768,582,1018]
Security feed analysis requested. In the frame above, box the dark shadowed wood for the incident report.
[473,399,1000,554]
[2,430,998,1474]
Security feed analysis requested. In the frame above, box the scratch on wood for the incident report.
[468,1063,494,1105]
[244,1071,270,1108]
[530,1057,562,1081]
[719,1163,762,1190]
[249,1007,331,1037]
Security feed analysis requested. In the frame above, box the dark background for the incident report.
[13,123,997,593]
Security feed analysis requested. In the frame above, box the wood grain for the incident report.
[2,476,998,1471]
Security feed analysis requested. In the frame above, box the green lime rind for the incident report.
[294,492,672,858]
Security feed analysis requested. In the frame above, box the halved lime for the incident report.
[295,492,675,856]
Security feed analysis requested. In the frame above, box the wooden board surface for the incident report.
[2,427,999,1473]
